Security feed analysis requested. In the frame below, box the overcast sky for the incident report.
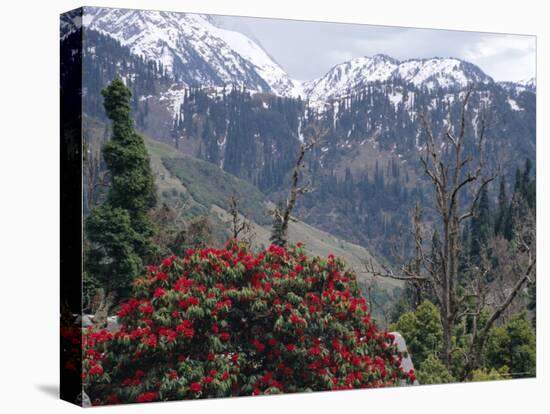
[215,15,536,83]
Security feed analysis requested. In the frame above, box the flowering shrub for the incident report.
[83,241,411,405]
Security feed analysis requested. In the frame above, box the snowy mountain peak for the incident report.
[83,7,303,97]
[306,55,494,101]
[305,55,399,101]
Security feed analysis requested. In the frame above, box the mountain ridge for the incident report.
[73,7,532,105]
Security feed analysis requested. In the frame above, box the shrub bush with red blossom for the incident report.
[83,241,411,405]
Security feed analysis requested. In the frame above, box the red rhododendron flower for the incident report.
[136,392,157,403]
[220,332,230,342]
[106,394,120,404]
[146,334,157,347]
[88,365,104,376]
[290,314,303,325]
[189,382,202,393]
[153,288,165,298]
[308,347,321,356]
[141,304,154,314]
[156,272,168,281]
[159,328,177,342]
[252,339,265,352]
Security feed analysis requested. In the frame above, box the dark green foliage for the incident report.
[417,355,455,384]
[101,80,157,228]
[470,366,509,382]
[390,300,443,367]
[470,186,491,263]
[85,79,157,299]
[172,87,302,191]
[504,160,535,241]
[485,312,536,378]
[527,281,536,329]
[495,176,508,236]
[85,206,143,297]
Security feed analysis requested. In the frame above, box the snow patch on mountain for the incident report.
[507,97,523,111]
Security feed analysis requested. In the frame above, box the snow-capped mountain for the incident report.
[70,6,534,109]
[305,54,399,101]
[305,54,494,102]
[82,7,303,97]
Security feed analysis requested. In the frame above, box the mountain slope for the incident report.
[144,136,394,288]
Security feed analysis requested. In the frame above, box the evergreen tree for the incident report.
[470,185,491,262]
[485,312,536,378]
[85,78,157,299]
[390,300,443,367]
[417,354,455,385]
[495,176,507,236]
[521,158,536,209]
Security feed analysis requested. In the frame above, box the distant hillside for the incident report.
[144,137,401,297]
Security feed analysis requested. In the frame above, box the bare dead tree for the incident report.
[459,207,536,378]
[270,125,326,247]
[228,195,255,245]
[364,272,391,328]
[365,86,535,377]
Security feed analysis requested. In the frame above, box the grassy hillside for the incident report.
[145,138,401,288]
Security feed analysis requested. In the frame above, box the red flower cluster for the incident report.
[175,319,195,338]
[82,240,410,405]
[136,392,158,403]
[189,382,202,393]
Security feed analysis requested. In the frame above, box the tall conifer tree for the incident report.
[85,78,157,298]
